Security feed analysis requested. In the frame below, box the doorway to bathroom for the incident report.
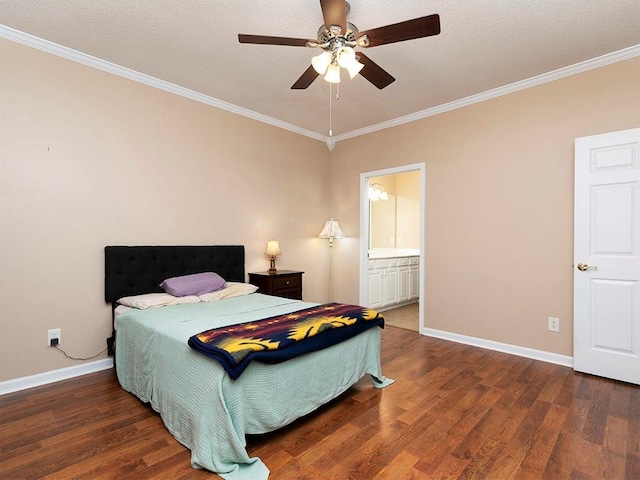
[359,163,425,334]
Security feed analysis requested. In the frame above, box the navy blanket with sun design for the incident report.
[187,303,384,379]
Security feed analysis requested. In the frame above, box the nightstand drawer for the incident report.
[272,275,301,290]
[248,270,304,301]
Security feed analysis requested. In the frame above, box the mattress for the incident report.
[115,293,390,480]
[113,304,131,329]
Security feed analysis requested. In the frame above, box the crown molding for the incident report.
[1,25,637,147]
[0,25,326,143]
[333,44,640,143]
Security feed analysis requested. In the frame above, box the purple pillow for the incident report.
[160,272,226,297]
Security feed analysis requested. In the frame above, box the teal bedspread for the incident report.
[115,293,391,479]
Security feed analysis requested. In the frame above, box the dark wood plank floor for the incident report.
[1,326,638,479]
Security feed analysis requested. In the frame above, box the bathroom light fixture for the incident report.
[368,183,389,201]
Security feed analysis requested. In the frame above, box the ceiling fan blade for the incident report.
[356,53,395,89]
[238,34,311,47]
[291,65,320,89]
[358,14,440,47]
[319,0,347,33]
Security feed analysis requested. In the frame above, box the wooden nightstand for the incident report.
[248,270,304,300]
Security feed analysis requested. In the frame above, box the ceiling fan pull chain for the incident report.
[329,82,333,137]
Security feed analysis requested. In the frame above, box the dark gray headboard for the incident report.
[104,245,245,304]
[104,245,245,357]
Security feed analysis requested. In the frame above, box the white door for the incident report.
[574,127,640,385]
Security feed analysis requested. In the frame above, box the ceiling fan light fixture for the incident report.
[239,4,441,91]
[356,35,370,47]
[311,51,332,75]
[346,59,364,79]
[324,63,341,83]
[336,46,356,68]
[336,46,364,79]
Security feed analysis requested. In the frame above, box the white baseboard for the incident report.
[0,358,114,396]
[421,327,574,368]
[0,330,573,395]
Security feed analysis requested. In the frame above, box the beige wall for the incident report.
[1,36,638,383]
[330,58,640,357]
[395,170,420,249]
[369,174,396,249]
[0,39,331,381]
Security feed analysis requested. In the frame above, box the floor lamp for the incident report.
[318,218,346,301]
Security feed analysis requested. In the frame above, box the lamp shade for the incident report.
[345,60,364,79]
[264,240,281,256]
[311,51,332,75]
[336,46,356,68]
[336,46,364,79]
[324,64,341,84]
[318,218,346,240]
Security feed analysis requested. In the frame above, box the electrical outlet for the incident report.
[548,317,560,332]
[47,328,61,346]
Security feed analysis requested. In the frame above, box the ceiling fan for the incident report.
[238,0,440,90]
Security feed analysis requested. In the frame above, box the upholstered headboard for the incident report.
[104,245,245,356]
[104,245,245,304]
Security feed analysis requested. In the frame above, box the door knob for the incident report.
[577,262,597,271]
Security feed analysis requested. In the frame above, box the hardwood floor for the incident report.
[1,326,638,479]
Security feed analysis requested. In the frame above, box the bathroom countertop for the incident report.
[368,249,420,259]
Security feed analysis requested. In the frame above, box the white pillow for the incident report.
[117,292,200,309]
[199,282,258,302]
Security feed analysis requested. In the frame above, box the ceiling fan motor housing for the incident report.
[317,22,359,45]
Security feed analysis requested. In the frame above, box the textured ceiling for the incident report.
[1,1,639,141]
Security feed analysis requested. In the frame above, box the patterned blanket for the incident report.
[188,303,384,379]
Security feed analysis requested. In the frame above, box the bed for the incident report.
[105,245,392,480]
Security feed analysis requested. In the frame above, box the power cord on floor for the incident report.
[53,344,108,361]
